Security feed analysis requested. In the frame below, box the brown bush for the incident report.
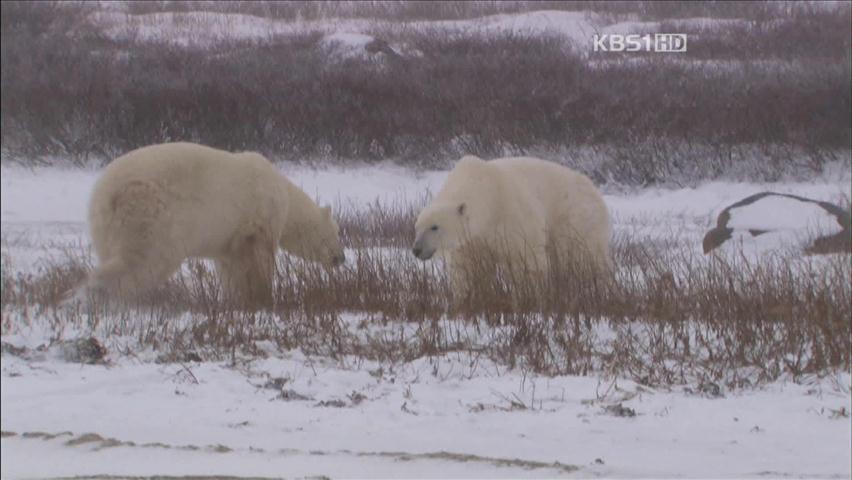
[2,202,849,389]
[111,1,799,23]
[1,1,850,183]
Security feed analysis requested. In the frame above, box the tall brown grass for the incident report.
[2,1,850,182]
[2,202,849,389]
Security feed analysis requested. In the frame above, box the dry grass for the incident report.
[95,1,816,23]
[2,1,850,181]
[2,203,849,389]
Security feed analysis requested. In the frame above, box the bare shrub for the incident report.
[114,1,835,23]
[2,201,848,389]
[2,1,849,182]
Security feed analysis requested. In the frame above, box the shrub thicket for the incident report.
[1,1,850,183]
[2,202,849,386]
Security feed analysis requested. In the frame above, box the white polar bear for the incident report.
[412,155,612,300]
[79,142,345,308]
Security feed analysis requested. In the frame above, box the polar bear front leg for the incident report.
[216,230,276,309]
[445,252,477,312]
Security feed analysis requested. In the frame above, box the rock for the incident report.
[315,399,348,408]
[274,389,313,401]
[1,342,28,358]
[321,32,405,62]
[702,192,851,255]
[155,350,202,364]
[262,377,290,390]
[58,337,107,364]
[364,38,399,58]
[602,403,636,417]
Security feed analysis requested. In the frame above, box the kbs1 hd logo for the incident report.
[593,33,687,53]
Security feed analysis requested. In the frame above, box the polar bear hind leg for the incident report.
[84,180,184,302]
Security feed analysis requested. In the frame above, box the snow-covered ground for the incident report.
[4,2,851,476]
[87,9,607,49]
[4,163,850,228]
[82,8,781,54]
[2,163,850,478]
[2,351,850,479]
[2,163,848,265]
[81,3,851,63]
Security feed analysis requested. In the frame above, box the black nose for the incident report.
[412,247,422,257]
[332,253,346,266]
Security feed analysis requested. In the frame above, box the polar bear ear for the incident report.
[457,203,466,215]
[321,206,332,218]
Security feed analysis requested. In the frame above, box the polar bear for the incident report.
[412,155,611,301]
[77,142,345,308]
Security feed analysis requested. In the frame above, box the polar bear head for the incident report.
[412,156,497,261]
[412,201,471,260]
[316,206,346,267]
[283,205,346,267]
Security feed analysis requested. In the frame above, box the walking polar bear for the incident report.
[79,142,345,308]
[412,155,612,300]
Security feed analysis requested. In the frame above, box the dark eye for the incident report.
[430,225,439,231]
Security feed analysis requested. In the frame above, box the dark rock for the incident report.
[602,403,636,417]
[686,381,724,398]
[155,350,202,364]
[703,192,851,255]
[1,342,28,358]
[365,38,399,58]
[274,389,313,401]
[263,377,290,390]
[348,391,367,405]
[58,337,106,364]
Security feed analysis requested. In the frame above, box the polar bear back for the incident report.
[88,142,288,259]
[489,156,610,240]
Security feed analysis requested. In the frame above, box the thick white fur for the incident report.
[80,142,344,307]
[413,155,612,298]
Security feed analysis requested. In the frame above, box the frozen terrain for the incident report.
[2,163,849,267]
[2,351,850,479]
[82,8,786,54]
[2,163,850,478]
[2,2,851,477]
[87,9,607,49]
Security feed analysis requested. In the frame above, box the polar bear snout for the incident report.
[331,251,346,267]
[412,238,435,261]
[318,243,346,267]
[413,247,435,261]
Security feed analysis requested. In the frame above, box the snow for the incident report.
[85,8,771,53]
[601,17,759,36]
[3,164,848,231]
[2,163,849,271]
[85,7,808,57]
[478,11,603,46]
[0,167,99,224]
[87,10,605,48]
[87,10,377,47]
[322,31,373,47]
[2,352,850,478]
[5,3,852,475]
[669,17,754,30]
[318,31,413,61]
[724,195,844,235]
[81,6,850,66]
[2,162,851,477]
[707,194,849,256]
[600,20,662,36]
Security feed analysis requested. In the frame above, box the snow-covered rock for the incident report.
[702,192,851,255]
[320,32,402,60]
